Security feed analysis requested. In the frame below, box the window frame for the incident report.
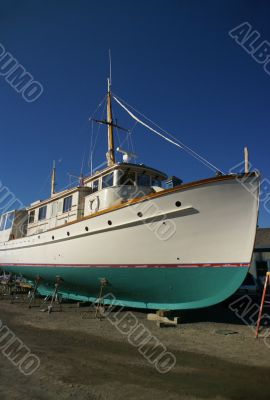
[152,178,162,187]
[5,212,15,230]
[38,205,47,221]
[137,174,151,186]
[28,210,35,224]
[119,171,136,186]
[63,195,73,213]
[0,214,7,231]
[102,173,114,189]
[92,180,99,193]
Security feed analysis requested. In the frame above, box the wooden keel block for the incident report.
[147,310,179,327]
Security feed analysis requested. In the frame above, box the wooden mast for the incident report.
[106,78,115,167]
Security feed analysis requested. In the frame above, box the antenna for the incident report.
[109,49,112,86]
[67,173,85,187]
[51,160,56,197]
[244,146,249,173]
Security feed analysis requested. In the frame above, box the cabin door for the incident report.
[48,202,58,229]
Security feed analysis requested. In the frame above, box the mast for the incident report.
[244,146,249,173]
[51,160,56,196]
[106,78,115,167]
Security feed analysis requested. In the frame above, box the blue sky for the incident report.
[0,0,270,226]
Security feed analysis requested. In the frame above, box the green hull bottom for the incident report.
[2,265,248,310]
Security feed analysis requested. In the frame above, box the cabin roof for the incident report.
[83,162,167,183]
[27,186,91,211]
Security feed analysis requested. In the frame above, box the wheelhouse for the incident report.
[84,162,167,191]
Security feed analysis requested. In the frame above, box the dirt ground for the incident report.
[0,296,270,400]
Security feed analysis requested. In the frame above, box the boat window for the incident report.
[63,195,72,213]
[0,214,7,231]
[38,205,47,221]
[102,173,114,189]
[119,171,136,185]
[5,212,15,230]
[0,216,4,231]
[92,180,99,193]
[28,210,35,224]
[137,174,150,186]
[152,178,162,187]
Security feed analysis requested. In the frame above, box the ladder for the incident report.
[255,272,270,338]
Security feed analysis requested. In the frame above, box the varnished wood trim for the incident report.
[30,172,257,235]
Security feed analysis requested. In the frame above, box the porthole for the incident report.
[85,226,89,232]
[137,212,143,218]
[52,236,55,240]
[175,201,181,207]
[67,232,70,236]
[108,220,112,226]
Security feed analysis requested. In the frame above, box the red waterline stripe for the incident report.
[0,262,250,269]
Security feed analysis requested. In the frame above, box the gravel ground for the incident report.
[0,296,270,400]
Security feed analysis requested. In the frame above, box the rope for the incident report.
[112,94,223,174]
[88,98,107,173]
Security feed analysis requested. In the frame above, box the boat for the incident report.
[0,76,260,310]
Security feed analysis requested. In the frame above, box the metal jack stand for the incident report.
[0,274,14,300]
[40,276,63,314]
[28,275,42,308]
[95,278,108,320]
[10,281,33,304]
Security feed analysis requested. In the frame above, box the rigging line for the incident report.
[115,113,135,151]
[117,126,130,149]
[90,99,108,172]
[90,120,94,175]
[80,151,86,176]
[113,93,196,154]
[130,134,135,154]
[129,120,138,133]
[88,98,107,170]
[85,95,107,174]
[114,94,220,173]
[88,95,107,121]
[129,120,137,155]
[84,94,107,151]
[59,179,79,192]
[36,170,53,198]
[115,126,121,147]
[113,109,122,148]
[93,98,107,152]
[113,93,223,173]
[113,95,219,172]
[113,96,182,148]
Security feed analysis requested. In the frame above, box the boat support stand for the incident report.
[40,276,63,314]
[95,278,109,320]
[147,310,179,327]
[28,275,42,308]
